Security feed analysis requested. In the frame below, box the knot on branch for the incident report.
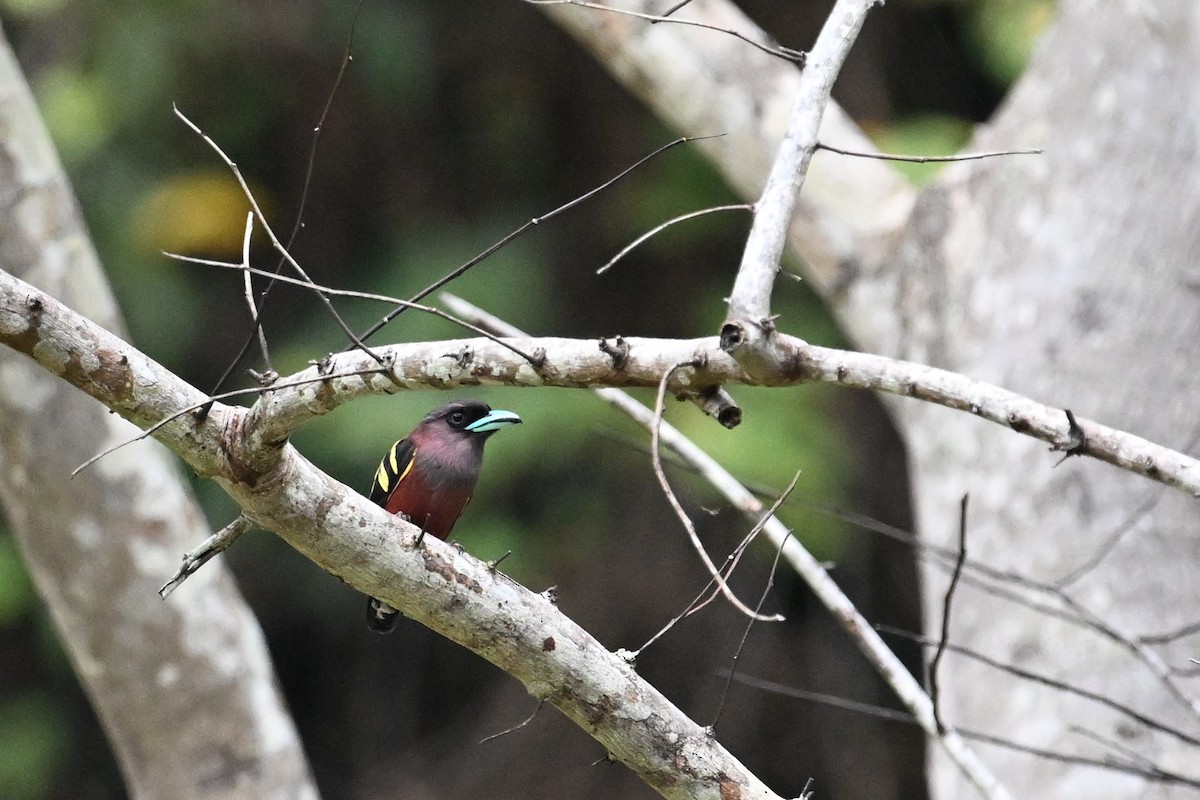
[249,368,279,387]
[1049,409,1087,465]
[598,336,630,370]
[719,322,746,353]
[695,386,742,429]
[444,345,474,371]
[310,353,335,377]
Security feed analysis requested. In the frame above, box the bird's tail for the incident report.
[367,597,400,633]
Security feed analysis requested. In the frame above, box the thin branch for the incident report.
[352,134,724,347]
[164,251,545,368]
[479,701,545,744]
[881,625,1200,750]
[71,366,387,476]
[650,360,783,622]
[172,105,385,367]
[1139,620,1200,646]
[631,472,800,659]
[205,3,363,398]
[596,204,753,275]
[159,515,255,598]
[721,0,878,365]
[710,522,794,731]
[524,1,805,65]
[437,293,1016,800]
[929,494,969,734]
[725,672,1200,789]
[538,0,915,302]
[238,212,273,371]
[815,141,1042,164]
[1055,421,1200,586]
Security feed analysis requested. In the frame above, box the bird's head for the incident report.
[417,399,522,444]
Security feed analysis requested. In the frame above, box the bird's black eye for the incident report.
[447,410,466,427]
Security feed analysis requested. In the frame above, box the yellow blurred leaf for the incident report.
[131,171,268,257]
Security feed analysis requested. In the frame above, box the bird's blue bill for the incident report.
[465,409,522,433]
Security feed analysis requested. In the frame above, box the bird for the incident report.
[365,399,522,633]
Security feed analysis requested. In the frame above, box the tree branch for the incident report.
[720,0,877,374]
[9,266,1195,496]
[0,268,782,800]
[440,293,1017,800]
[0,28,316,798]
[538,0,913,301]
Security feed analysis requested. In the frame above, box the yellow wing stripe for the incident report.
[374,441,416,499]
[397,448,415,483]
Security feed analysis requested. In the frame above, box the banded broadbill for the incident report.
[366,399,521,632]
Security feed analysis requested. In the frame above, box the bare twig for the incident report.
[479,701,545,744]
[159,515,255,597]
[725,672,1200,789]
[71,366,387,476]
[881,625,1200,750]
[524,1,805,65]
[632,472,799,659]
[165,252,545,368]
[438,293,1016,800]
[1055,421,1200,586]
[173,105,385,366]
[352,134,724,347]
[538,0,915,298]
[650,360,783,622]
[238,212,273,371]
[1139,620,1200,646]
[710,524,794,731]
[204,2,363,398]
[815,141,1042,164]
[930,494,969,734]
[596,204,753,275]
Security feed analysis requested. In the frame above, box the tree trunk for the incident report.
[872,1,1200,795]
[0,28,319,800]
[543,0,1200,795]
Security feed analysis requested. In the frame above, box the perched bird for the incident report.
[366,399,522,633]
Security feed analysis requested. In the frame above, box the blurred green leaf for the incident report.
[870,113,973,187]
[0,535,34,627]
[33,66,115,164]
[963,0,1055,86]
[131,170,257,257]
[0,693,68,800]
[0,0,66,17]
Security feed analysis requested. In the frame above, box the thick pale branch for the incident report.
[721,0,877,373]
[0,271,238,475]
[242,335,748,449]
[0,271,780,799]
[440,294,1017,800]
[4,269,1198,497]
[783,337,1200,497]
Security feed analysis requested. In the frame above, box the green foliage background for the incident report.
[0,1,1049,797]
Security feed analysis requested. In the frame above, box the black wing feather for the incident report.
[369,437,417,506]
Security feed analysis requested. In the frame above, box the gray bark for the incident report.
[542,0,1200,796]
[877,1,1200,796]
[0,28,319,800]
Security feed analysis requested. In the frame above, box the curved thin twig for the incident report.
[596,204,753,275]
[650,360,783,622]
